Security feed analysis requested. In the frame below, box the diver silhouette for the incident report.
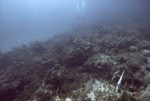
[75,0,86,21]
[76,0,86,13]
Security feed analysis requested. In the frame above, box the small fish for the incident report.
[116,69,125,93]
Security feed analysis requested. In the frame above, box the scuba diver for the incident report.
[75,0,86,20]
[76,0,86,13]
[73,0,86,28]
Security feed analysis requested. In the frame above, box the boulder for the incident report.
[129,46,138,52]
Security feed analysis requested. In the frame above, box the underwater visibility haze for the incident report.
[0,0,150,51]
[0,0,150,101]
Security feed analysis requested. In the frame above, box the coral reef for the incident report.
[0,22,150,101]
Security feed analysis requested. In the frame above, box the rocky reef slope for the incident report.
[0,23,150,101]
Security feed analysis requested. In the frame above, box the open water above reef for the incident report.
[1,0,150,52]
